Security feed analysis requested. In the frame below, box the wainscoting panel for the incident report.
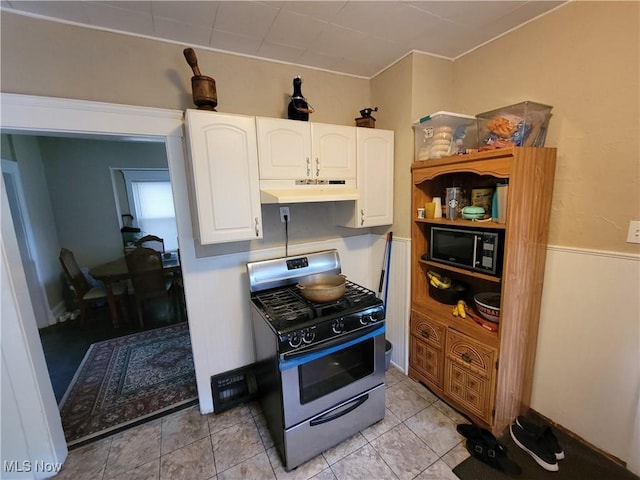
[532,246,640,466]
[370,235,411,374]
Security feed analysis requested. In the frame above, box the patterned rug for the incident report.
[59,322,198,447]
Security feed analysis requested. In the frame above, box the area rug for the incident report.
[452,414,639,480]
[59,322,198,447]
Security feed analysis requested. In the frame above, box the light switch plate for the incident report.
[627,220,640,244]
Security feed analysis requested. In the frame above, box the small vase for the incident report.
[433,197,443,219]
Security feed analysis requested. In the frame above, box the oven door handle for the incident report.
[279,324,385,371]
[309,393,369,426]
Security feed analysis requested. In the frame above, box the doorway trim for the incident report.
[1,93,196,468]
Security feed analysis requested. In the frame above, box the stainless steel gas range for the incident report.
[247,249,386,471]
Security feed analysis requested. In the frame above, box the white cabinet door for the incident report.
[336,128,394,228]
[311,123,356,179]
[256,117,311,179]
[256,118,356,180]
[185,110,262,244]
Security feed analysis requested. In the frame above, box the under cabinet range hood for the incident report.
[259,179,359,204]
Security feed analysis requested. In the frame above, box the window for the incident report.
[122,169,178,251]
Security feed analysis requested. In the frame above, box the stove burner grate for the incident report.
[253,281,380,329]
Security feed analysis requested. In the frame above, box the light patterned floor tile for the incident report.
[160,436,215,480]
[211,417,264,472]
[370,423,438,480]
[207,405,253,435]
[56,369,483,480]
[404,405,463,456]
[161,405,210,455]
[330,444,397,480]
[104,420,162,478]
[311,468,337,480]
[321,432,368,466]
[267,446,329,480]
[401,378,439,404]
[55,437,111,480]
[413,458,460,479]
[110,459,160,480]
[253,410,276,449]
[441,441,469,468]
[431,398,469,425]
[384,366,406,388]
[385,381,432,421]
[217,452,275,480]
[360,407,401,442]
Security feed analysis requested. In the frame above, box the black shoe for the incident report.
[458,424,521,476]
[516,416,565,460]
[510,423,559,472]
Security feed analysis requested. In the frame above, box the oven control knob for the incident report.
[359,314,373,325]
[289,332,302,348]
[369,311,380,322]
[332,319,345,334]
[302,329,315,344]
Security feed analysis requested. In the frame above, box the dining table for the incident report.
[89,253,181,327]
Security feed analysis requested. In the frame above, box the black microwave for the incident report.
[429,226,502,275]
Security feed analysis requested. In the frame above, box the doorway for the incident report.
[1,93,197,463]
[2,133,185,402]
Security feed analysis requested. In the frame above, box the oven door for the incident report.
[279,324,385,428]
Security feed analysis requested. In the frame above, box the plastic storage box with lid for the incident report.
[414,111,478,160]
[477,101,552,151]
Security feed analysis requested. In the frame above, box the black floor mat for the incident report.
[453,415,639,480]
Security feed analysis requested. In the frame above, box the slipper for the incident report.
[466,435,522,476]
[458,423,521,476]
[457,424,506,455]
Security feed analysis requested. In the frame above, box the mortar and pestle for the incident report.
[183,48,217,110]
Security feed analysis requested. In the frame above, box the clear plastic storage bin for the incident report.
[413,111,478,160]
[477,101,552,150]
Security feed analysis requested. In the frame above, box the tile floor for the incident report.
[55,366,471,479]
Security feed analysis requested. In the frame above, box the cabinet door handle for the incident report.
[254,217,260,237]
[360,209,365,226]
[315,157,320,177]
[306,157,311,177]
[421,330,430,339]
[461,352,472,363]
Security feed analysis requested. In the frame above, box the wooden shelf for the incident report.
[409,147,557,434]
[415,218,506,230]
[418,259,502,283]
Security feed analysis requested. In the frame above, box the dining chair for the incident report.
[59,248,127,327]
[125,246,174,328]
[134,234,165,253]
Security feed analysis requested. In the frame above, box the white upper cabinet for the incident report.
[311,123,356,179]
[184,110,263,244]
[256,118,356,180]
[336,128,394,228]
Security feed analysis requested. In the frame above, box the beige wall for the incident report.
[0,13,369,125]
[1,12,377,257]
[453,1,640,254]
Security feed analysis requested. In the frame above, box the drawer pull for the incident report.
[461,352,472,363]
[421,330,430,339]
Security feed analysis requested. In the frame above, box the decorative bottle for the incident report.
[288,76,312,121]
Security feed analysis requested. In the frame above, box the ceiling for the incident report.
[2,1,565,78]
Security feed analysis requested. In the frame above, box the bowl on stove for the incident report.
[474,292,501,323]
[297,274,346,303]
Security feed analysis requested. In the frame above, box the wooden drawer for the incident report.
[445,329,497,378]
[410,335,443,387]
[444,328,498,423]
[446,361,493,421]
[410,310,445,349]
